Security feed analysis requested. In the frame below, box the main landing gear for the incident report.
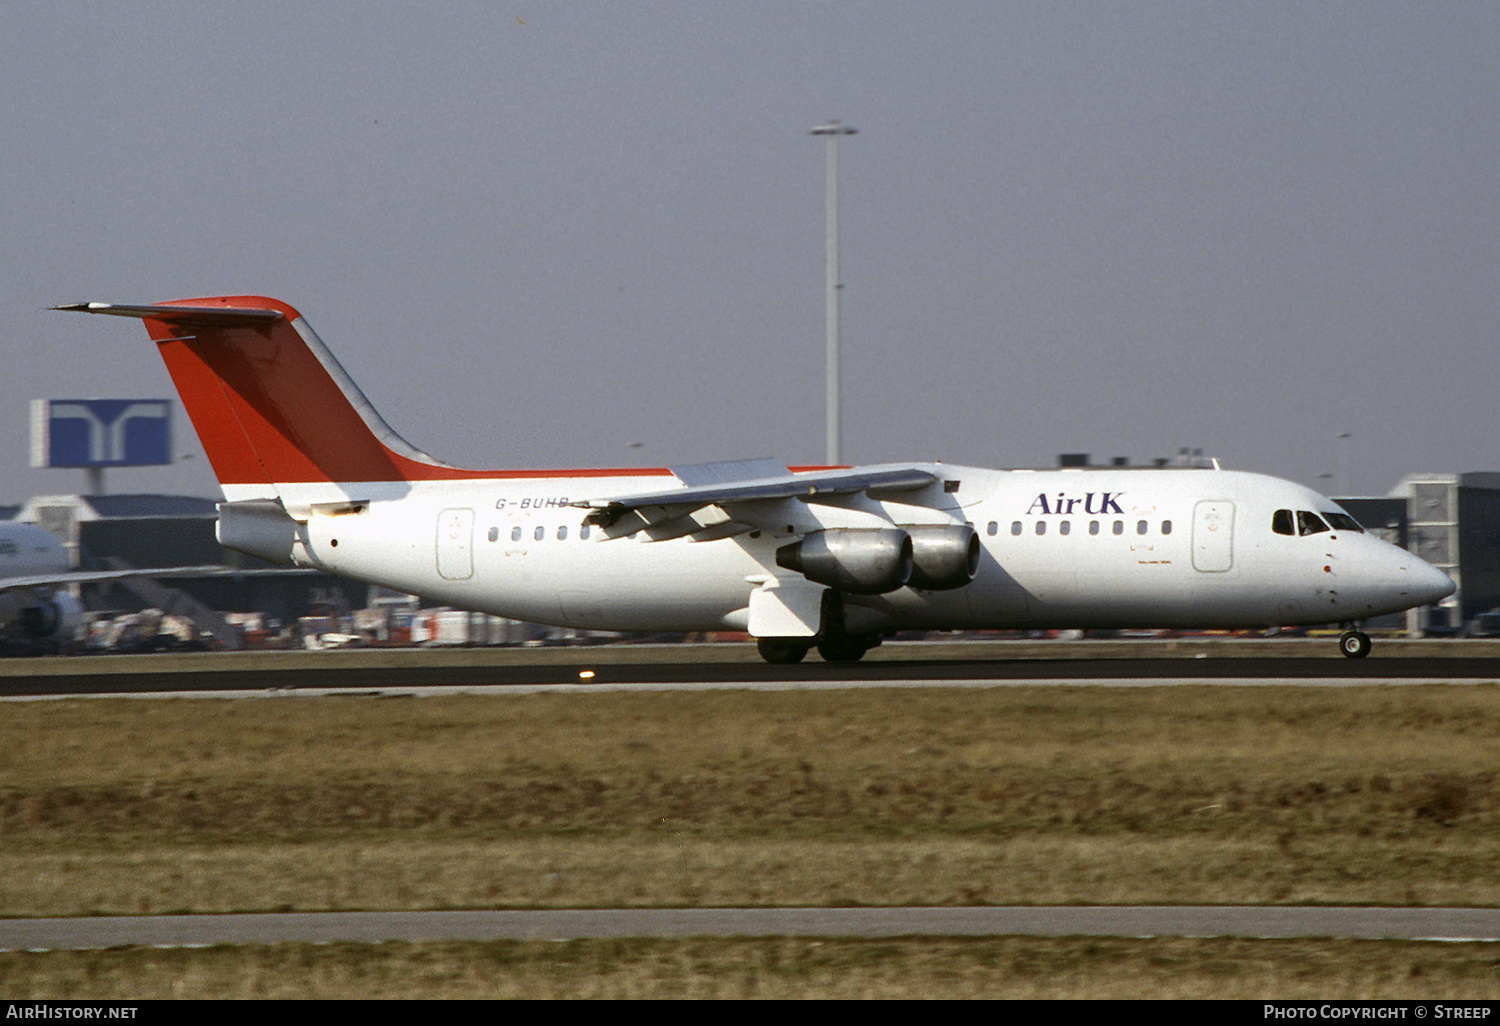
[756,589,884,665]
[1338,629,1372,659]
[816,632,878,664]
[757,637,809,664]
[756,632,881,665]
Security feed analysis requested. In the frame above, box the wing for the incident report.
[0,566,310,591]
[572,460,973,638]
[572,459,944,540]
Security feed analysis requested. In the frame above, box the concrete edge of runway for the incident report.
[4,907,1499,950]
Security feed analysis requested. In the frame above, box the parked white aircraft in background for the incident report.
[0,521,85,650]
[0,519,233,653]
[59,296,1455,662]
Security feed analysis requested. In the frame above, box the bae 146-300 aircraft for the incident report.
[59,296,1455,662]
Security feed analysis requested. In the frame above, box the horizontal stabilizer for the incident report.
[52,302,283,326]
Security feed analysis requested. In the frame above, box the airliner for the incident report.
[0,521,85,650]
[58,296,1455,662]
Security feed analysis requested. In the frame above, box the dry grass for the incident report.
[6,937,1500,999]
[6,683,1500,996]
[3,685,1500,914]
[6,833,1500,917]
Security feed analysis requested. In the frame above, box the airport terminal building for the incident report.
[1378,473,1499,633]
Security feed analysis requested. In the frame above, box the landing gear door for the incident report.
[1192,501,1234,572]
[747,577,824,638]
[437,508,475,580]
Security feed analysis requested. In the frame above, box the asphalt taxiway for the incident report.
[0,638,1497,697]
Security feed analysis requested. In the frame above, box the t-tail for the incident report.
[55,296,502,502]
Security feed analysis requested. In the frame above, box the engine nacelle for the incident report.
[10,591,84,645]
[775,529,914,595]
[905,524,981,590]
[218,499,301,565]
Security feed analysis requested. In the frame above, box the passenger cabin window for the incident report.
[1113,521,1124,535]
[1059,521,1071,536]
[557,526,568,541]
[580,525,591,540]
[1136,520,1148,535]
[1162,520,1172,535]
[534,525,546,541]
[987,521,998,536]
[511,526,522,542]
[1297,510,1329,536]
[1089,521,1100,536]
[1011,522,1022,536]
[1272,509,1295,536]
[1035,522,1046,536]
[488,526,499,543]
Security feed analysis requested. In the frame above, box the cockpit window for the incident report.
[1272,509,1294,536]
[1297,510,1330,536]
[1323,511,1365,534]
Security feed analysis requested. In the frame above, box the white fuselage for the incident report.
[0,523,70,580]
[0,522,83,647]
[273,466,1451,634]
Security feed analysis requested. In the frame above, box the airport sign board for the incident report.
[30,398,173,468]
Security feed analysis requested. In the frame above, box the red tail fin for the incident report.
[58,296,676,496]
[58,297,486,489]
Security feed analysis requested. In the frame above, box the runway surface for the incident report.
[1,640,1497,698]
[4,907,1499,950]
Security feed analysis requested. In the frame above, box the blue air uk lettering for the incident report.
[1026,492,1126,516]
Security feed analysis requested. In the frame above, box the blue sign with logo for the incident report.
[30,399,173,468]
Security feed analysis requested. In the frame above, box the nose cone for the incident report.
[1412,559,1457,607]
[1356,544,1456,618]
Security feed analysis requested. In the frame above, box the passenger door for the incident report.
[437,508,474,580]
[1191,501,1234,572]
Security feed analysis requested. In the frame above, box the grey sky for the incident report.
[4,1,1496,502]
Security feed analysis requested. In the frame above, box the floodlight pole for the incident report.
[811,120,856,465]
[1337,432,1352,497]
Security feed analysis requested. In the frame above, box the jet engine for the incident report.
[905,524,981,590]
[0,590,85,651]
[218,499,301,565]
[775,529,914,594]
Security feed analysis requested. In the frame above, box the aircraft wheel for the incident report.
[1339,630,1372,659]
[757,637,810,664]
[817,634,872,664]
